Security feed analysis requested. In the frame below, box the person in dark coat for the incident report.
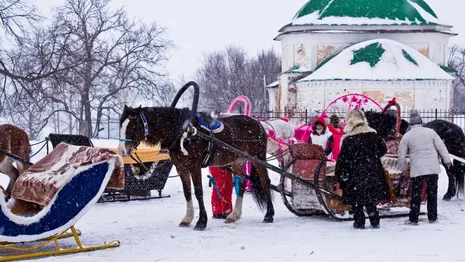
[335,109,389,229]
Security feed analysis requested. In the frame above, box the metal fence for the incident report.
[250,109,465,130]
[95,109,465,139]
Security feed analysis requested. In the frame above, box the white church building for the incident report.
[267,0,457,115]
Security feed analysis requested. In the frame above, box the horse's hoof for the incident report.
[263,217,274,223]
[224,218,236,224]
[194,224,206,231]
[179,221,191,227]
[443,195,452,201]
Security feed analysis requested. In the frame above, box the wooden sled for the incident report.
[0,143,123,261]
[47,133,173,202]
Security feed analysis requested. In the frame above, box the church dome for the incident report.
[289,0,443,27]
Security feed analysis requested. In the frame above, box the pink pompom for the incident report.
[268,129,275,137]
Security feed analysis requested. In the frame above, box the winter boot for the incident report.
[368,211,380,229]
[404,219,418,225]
[353,222,365,229]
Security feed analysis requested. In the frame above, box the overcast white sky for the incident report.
[39,0,465,83]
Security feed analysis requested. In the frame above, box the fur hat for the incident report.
[342,109,376,140]
[409,109,422,125]
[343,109,367,133]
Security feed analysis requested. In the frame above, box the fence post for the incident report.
[435,108,438,120]
[450,108,454,123]
[305,109,308,124]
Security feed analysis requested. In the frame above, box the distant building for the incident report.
[268,0,457,115]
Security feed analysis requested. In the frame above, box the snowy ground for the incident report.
[1,139,465,261]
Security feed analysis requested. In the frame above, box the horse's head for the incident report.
[364,111,410,140]
[364,111,397,140]
[118,105,148,156]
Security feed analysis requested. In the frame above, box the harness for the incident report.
[195,113,220,168]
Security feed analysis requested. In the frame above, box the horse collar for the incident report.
[139,112,149,140]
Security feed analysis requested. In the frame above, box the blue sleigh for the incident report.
[0,143,122,261]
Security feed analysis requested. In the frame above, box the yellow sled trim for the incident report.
[0,226,120,261]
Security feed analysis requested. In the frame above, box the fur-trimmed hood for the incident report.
[312,116,328,135]
[342,111,377,141]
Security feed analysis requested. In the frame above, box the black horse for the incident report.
[118,105,275,231]
[364,111,465,200]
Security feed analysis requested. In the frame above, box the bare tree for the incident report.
[248,48,281,112]
[9,0,172,137]
[195,45,281,113]
[448,45,465,111]
[0,0,41,42]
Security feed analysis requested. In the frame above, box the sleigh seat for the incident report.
[289,143,333,180]
[0,143,123,261]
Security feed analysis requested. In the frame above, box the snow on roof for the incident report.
[279,65,313,75]
[266,80,279,88]
[290,0,444,27]
[297,38,454,82]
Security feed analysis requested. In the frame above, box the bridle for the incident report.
[119,108,192,173]
[119,112,151,172]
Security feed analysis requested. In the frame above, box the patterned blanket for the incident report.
[10,143,125,206]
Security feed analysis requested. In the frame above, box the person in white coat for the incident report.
[398,109,452,224]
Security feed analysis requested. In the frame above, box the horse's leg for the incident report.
[0,159,19,196]
[178,167,195,227]
[442,161,457,201]
[191,167,208,230]
[16,161,30,177]
[225,164,245,223]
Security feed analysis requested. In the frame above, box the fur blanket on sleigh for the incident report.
[10,142,125,207]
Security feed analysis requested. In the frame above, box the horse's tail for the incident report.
[455,163,465,197]
[249,164,273,212]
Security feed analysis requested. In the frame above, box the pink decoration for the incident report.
[388,97,397,105]
[227,96,251,116]
[280,117,289,122]
[268,129,275,137]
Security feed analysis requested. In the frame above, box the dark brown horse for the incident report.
[0,124,31,195]
[118,105,274,230]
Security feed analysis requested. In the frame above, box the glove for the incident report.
[446,162,453,169]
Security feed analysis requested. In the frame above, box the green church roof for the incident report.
[298,38,454,82]
[288,0,443,27]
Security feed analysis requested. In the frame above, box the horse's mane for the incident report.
[364,111,409,140]
[121,106,182,122]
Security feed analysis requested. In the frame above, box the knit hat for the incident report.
[409,109,422,125]
[330,115,340,124]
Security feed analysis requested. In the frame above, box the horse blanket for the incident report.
[11,143,125,206]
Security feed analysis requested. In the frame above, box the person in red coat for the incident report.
[209,166,233,219]
[308,117,334,157]
[326,115,344,161]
